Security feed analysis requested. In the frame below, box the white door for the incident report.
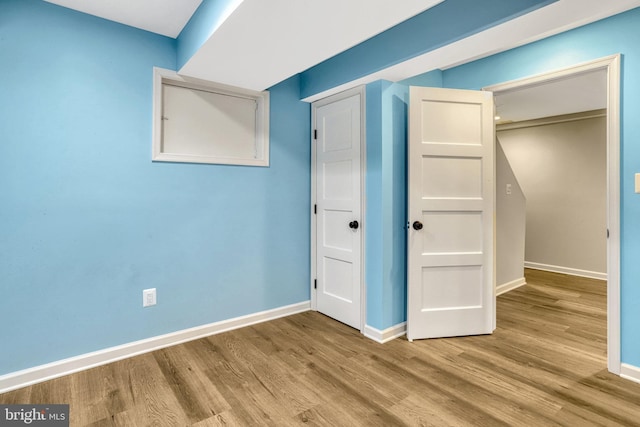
[313,89,363,330]
[407,86,495,341]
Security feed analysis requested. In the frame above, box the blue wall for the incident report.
[0,0,310,375]
[431,7,640,366]
[365,81,408,330]
[400,69,443,88]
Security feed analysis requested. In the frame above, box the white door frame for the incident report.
[483,54,621,374]
[310,85,367,333]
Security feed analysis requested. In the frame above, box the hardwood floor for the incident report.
[3,269,640,426]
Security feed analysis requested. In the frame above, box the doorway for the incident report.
[484,54,621,374]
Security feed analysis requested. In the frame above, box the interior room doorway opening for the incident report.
[484,54,621,374]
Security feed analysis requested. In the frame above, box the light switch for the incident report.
[636,174,640,193]
[506,183,512,195]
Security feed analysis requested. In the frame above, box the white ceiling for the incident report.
[44,0,203,38]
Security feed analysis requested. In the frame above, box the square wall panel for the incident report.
[422,156,482,198]
[323,257,353,303]
[422,212,483,254]
[323,160,352,200]
[323,110,353,152]
[421,100,482,145]
[323,210,352,252]
[421,265,483,310]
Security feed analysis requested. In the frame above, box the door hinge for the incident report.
[314,204,317,214]
[314,279,317,289]
[607,228,610,238]
[314,129,317,140]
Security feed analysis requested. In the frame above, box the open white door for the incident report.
[313,89,363,330]
[407,86,495,341]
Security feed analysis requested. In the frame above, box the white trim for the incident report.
[620,364,640,385]
[0,301,310,395]
[484,54,621,375]
[364,322,407,344]
[360,88,367,334]
[496,277,527,296]
[310,86,367,333]
[310,105,318,311]
[605,54,621,375]
[152,67,270,167]
[524,262,607,281]
[484,55,619,93]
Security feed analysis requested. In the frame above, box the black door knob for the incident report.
[412,221,423,231]
[349,220,359,230]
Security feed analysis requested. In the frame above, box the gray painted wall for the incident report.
[497,115,607,275]
[496,140,526,287]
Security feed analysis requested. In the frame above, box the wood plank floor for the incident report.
[3,269,640,426]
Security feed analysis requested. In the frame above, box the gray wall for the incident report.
[497,114,607,275]
[496,140,526,287]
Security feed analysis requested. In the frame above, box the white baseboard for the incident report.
[620,363,640,385]
[525,261,607,281]
[0,301,310,394]
[364,322,407,344]
[497,277,526,296]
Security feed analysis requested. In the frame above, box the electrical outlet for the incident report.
[143,288,156,307]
